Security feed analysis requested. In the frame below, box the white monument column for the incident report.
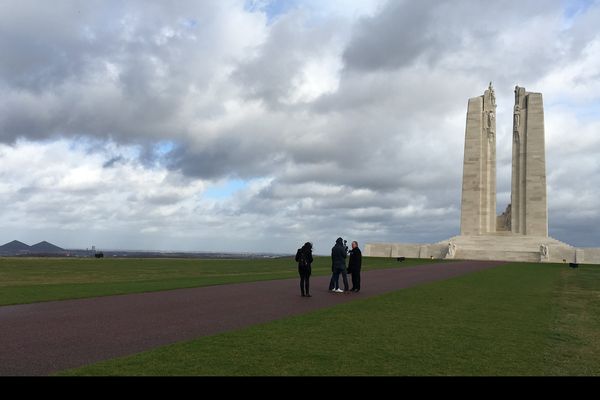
[460,83,497,235]
[511,86,548,237]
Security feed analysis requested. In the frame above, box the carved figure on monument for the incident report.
[446,242,457,259]
[489,82,496,106]
[487,111,495,142]
[540,244,549,261]
[513,105,520,143]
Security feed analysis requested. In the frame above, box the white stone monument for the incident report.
[460,82,497,235]
[365,84,600,264]
[511,86,548,237]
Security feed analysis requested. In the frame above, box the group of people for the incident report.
[294,237,362,298]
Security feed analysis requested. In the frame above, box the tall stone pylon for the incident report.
[365,84,600,264]
[511,86,548,236]
[460,83,497,235]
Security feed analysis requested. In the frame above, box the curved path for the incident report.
[0,260,504,375]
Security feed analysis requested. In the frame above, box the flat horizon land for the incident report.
[2,257,599,376]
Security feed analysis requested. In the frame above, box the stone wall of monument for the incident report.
[363,243,393,257]
[364,243,420,258]
[460,96,484,235]
[524,93,548,236]
[511,87,548,237]
[548,245,576,263]
[460,84,496,235]
[546,247,600,264]
[579,248,600,264]
[364,243,447,259]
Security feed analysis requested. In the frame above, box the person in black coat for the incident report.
[295,242,313,297]
[347,241,362,292]
[330,237,349,293]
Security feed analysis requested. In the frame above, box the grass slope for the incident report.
[59,262,600,376]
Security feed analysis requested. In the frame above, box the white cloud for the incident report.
[0,140,209,247]
[1,0,600,251]
[538,38,600,104]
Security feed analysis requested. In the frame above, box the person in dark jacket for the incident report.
[347,241,362,292]
[330,237,349,293]
[295,242,313,297]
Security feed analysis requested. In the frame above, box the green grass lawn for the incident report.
[544,263,600,375]
[58,262,600,376]
[0,256,438,306]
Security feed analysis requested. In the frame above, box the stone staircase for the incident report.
[437,234,576,263]
[365,234,592,263]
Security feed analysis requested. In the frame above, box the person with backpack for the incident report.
[295,242,314,297]
[330,237,349,293]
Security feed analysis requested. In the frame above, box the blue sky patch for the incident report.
[562,0,595,27]
[547,96,600,122]
[154,140,176,156]
[204,179,248,199]
[245,0,300,22]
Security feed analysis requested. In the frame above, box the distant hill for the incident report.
[0,240,65,255]
[0,240,31,253]
[30,241,65,253]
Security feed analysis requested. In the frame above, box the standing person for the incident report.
[348,241,362,292]
[328,261,336,292]
[330,237,349,293]
[295,242,313,297]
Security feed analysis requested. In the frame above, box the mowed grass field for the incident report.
[55,261,600,376]
[0,256,439,306]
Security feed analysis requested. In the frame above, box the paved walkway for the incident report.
[0,260,504,375]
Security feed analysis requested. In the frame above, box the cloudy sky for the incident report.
[1,0,599,254]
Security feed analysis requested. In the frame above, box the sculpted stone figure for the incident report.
[447,242,457,259]
[540,244,549,261]
[513,105,520,143]
[489,82,496,106]
[487,111,495,142]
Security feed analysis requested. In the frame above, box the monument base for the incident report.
[365,233,600,264]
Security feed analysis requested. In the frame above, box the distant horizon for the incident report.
[2,1,600,252]
[0,239,295,255]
